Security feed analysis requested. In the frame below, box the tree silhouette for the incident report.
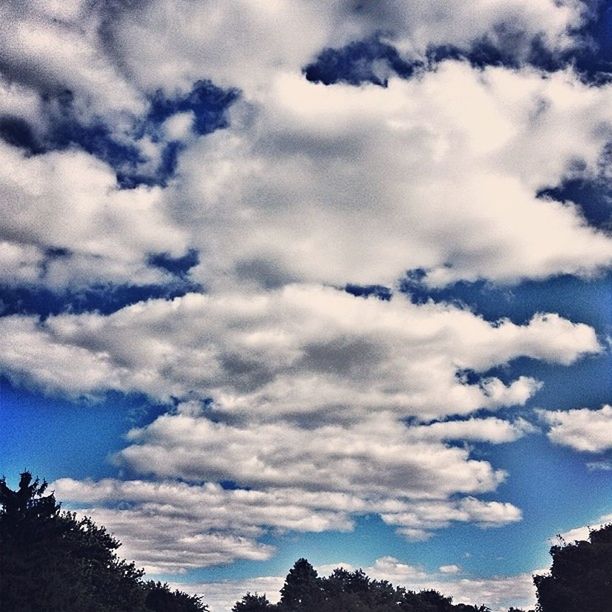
[232,592,276,611]
[533,523,612,612]
[234,558,495,612]
[0,472,207,612]
[144,581,208,611]
[279,558,323,610]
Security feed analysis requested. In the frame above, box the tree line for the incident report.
[1,472,610,611]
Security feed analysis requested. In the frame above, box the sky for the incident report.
[0,1,611,610]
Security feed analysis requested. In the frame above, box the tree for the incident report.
[279,558,323,610]
[0,472,207,612]
[144,581,208,611]
[321,567,403,611]
[232,592,276,611]
[0,472,146,611]
[258,558,493,612]
[533,523,612,612]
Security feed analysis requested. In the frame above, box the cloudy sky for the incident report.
[1,1,611,610]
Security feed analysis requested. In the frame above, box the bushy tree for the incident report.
[321,567,403,611]
[145,581,208,611]
[0,472,207,612]
[279,558,323,610]
[236,557,495,612]
[534,523,612,612]
[0,472,146,611]
[232,592,275,611]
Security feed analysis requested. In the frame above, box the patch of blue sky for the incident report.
[401,272,612,329]
[0,378,177,486]
[0,279,200,318]
[0,80,238,188]
[538,173,612,233]
[304,38,420,86]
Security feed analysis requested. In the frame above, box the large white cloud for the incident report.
[0,2,609,296]
[115,414,509,496]
[168,64,612,290]
[538,405,612,452]
[110,0,589,96]
[52,475,523,572]
[0,285,598,413]
[0,3,608,294]
[0,1,144,121]
[0,142,189,288]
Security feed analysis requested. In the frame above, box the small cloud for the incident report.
[439,564,461,574]
[538,405,612,453]
[162,111,195,141]
[586,460,612,471]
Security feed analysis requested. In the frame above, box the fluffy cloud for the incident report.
[538,405,612,452]
[0,286,598,413]
[116,414,510,496]
[1,4,609,294]
[0,142,189,288]
[0,1,143,119]
[110,0,588,96]
[381,497,522,540]
[52,475,522,573]
[169,64,612,290]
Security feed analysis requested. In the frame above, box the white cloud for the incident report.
[381,498,522,535]
[0,241,45,285]
[538,405,612,452]
[0,286,598,413]
[0,2,143,118]
[75,506,274,574]
[407,417,536,444]
[167,64,612,290]
[109,0,588,96]
[554,512,612,544]
[162,111,195,141]
[53,476,522,573]
[0,142,189,288]
[439,564,461,574]
[0,4,608,294]
[116,415,509,497]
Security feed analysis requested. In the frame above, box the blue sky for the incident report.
[0,2,611,611]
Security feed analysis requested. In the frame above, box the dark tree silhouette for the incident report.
[0,472,207,612]
[144,581,208,611]
[234,558,494,612]
[0,472,147,611]
[533,523,612,612]
[321,567,403,611]
[232,592,275,611]
[279,558,324,610]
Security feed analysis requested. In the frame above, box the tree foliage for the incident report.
[0,472,207,612]
[232,592,275,611]
[533,523,612,612]
[233,558,491,612]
